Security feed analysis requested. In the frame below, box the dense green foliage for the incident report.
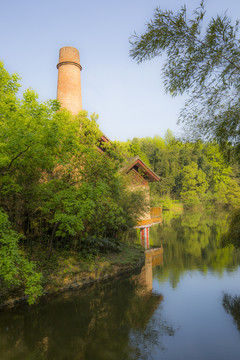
[123,133,240,209]
[0,209,43,304]
[0,62,147,302]
[130,1,240,161]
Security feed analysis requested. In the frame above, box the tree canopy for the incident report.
[0,61,147,303]
[123,133,240,209]
[129,1,240,161]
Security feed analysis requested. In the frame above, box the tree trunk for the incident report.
[47,223,57,259]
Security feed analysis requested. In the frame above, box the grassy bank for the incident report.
[0,243,145,308]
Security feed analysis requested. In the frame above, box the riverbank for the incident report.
[0,243,145,309]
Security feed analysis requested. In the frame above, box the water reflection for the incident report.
[149,210,240,288]
[1,210,240,360]
[133,248,163,292]
[223,294,240,332]
[129,248,175,359]
[0,248,173,360]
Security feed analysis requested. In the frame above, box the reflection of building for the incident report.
[137,247,163,292]
[56,46,161,222]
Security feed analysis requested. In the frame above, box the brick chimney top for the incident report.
[57,46,82,70]
[56,46,82,114]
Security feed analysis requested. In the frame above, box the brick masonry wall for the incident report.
[126,170,151,219]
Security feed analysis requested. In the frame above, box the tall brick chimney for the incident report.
[57,46,82,114]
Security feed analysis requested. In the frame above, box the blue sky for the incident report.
[1,0,240,141]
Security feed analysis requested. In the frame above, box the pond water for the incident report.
[1,210,240,360]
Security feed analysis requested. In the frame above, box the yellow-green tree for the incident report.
[180,162,208,207]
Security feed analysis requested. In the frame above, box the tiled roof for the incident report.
[98,133,160,182]
[123,156,160,182]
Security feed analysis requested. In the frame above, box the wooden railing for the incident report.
[137,206,162,227]
[150,206,162,218]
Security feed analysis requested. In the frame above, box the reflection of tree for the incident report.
[0,268,175,360]
[129,310,175,359]
[221,209,240,248]
[152,210,240,288]
[223,294,240,332]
